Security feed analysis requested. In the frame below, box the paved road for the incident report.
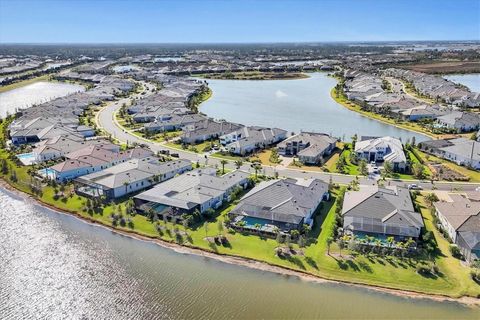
[96,84,480,192]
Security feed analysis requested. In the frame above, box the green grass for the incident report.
[331,87,436,139]
[2,118,479,298]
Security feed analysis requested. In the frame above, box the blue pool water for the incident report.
[243,216,270,227]
[17,152,35,160]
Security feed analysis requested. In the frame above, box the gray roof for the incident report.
[342,185,423,229]
[230,178,328,225]
[76,158,192,189]
[134,169,249,210]
[355,136,406,163]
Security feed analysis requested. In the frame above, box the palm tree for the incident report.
[387,236,395,249]
[326,237,334,255]
[220,159,228,174]
[234,159,243,169]
[252,162,262,180]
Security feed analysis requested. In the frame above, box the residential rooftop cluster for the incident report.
[342,70,480,133]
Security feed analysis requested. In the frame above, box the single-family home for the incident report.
[133,168,250,216]
[342,185,424,240]
[220,126,287,155]
[229,178,329,235]
[433,193,480,262]
[277,132,337,164]
[75,158,192,199]
[355,136,407,172]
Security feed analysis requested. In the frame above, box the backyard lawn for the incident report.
[1,118,479,298]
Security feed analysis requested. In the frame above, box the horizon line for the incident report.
[1,40,479,46]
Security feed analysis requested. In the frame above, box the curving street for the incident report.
[96,83,480,192]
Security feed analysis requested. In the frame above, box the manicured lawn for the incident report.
[2,118,479,298]
[331,88,436,139]
[211,152,243,161]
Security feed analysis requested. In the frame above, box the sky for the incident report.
[0,0,479,43]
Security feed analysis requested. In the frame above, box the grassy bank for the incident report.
[331,87,436,139]
[1,117,479,299]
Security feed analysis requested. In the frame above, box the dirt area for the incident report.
[429,163,469,181]
[402,61,480,74]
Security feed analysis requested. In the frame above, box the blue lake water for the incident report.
[200,72,429,142]
[444,74,480,92]
[1,188,478,319]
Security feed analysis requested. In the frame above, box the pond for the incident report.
[200,72,429,142]
[443,74,480,93]
[0,81,85,118]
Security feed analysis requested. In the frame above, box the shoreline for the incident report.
[194,71,310,81]
[1,178,479,307]
[330,87,436,140]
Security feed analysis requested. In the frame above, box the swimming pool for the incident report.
[17,152,37,165]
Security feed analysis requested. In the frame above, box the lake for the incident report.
[0,81,85,118]
[200,72,428,142]
[0,187,478,319]
[444,74,480,93]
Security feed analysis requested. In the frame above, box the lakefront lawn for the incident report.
[1,117,479,298]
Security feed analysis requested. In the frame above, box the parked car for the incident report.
[408,184,423,190]
[171,153,179,158]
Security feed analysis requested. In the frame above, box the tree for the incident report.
[383,161,393,177]
[204,222,209,238]
[234,159,243,169]
[217,219,224,236]
[412,163,426,179]
[425,193,439,207]
[297,235,305,248]
[351,134,358,150]
[326,236,334,255]
[290,229,300,239]
[386,236,395,248]
[220,159,228,174]
[336,153,347,173]
[337,237,346,257]
[251,162,262,180]
[359,159,368,176]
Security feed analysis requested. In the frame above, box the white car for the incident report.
[408,184,423,190]
[475,186,480,192]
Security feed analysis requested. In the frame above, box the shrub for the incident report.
[449,244,462,259]
[416,262,431,275]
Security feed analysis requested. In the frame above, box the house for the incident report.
[355,136,407,172]
[229,178,329,235]
[133,168,250,216]
[41,146,153,182]
[29,137,117,163]
[181,119,243,144]
[433,193,480,262]
[277,132,337,164]
[342,185,424,240]
[75,158,192,199]
[220,126,287,155]
[436,111,480,132]
[419,138,480,169]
